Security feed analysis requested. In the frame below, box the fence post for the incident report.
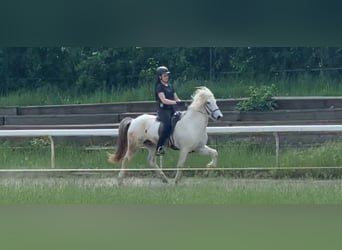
[48,136,55,168]
[273,132,280,168]
[159,155,163,169]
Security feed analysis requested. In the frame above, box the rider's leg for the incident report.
[156,109,172,155]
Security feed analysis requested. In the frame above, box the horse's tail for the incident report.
[108,117,133,163]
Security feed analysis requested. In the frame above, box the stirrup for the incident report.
[155,146,165,156]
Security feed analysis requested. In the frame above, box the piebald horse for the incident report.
[108,86,223,184]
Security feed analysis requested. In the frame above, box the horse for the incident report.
[108,86,223,184]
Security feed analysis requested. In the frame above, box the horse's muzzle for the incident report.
[212,110,223,120]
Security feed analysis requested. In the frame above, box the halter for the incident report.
[205,103,220,119]
[191,103,219,119]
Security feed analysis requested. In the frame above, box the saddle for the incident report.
[157,111,183,150]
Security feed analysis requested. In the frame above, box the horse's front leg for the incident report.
[147,148,169,183]
[198,145,218,168]
[174,149,189,184]
[197,145,218,178]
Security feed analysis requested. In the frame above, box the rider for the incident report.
[155,66,181,156]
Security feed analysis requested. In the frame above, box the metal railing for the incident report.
[2,125,342,168]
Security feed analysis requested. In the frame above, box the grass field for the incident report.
[1,139,342,204]
[1,139,342,169]
[0,177,342,204]
[1,139,342,205]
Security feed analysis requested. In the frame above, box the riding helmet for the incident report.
[156,66,170,76]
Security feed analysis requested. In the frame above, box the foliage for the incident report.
[235,84,278,111]
[29,138,50,148]
[2,47,342,96]
[2,76,342,106]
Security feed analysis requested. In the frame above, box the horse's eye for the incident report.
[207,101,210,104]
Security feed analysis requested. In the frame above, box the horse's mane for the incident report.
[189,86,214,109]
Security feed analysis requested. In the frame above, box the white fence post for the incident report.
[273,132,280,168]
[48,136,55,168]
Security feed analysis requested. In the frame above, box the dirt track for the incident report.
[1,167,342,179]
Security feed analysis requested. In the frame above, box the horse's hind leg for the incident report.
[118,135,138,185]
[147,147,169,183]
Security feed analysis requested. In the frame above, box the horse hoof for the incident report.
[162,178,169,184]
[173,178,181,185]
[117,178,124,186]
[203,170,210,177]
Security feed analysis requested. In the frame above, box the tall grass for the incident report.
[1,179,342,204]
[1,140,342,169]
[1,75,342,106]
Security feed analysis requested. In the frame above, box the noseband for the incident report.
[205,104,220,118]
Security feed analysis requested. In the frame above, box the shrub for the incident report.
[235,84,278,111]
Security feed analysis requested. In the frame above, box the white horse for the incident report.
[108,86,223,184]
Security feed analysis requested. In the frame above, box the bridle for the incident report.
[205,103,220,119]
[192,102,220,118]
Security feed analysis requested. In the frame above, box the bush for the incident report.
[235,84,278,111]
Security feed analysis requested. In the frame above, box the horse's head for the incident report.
[190,87,223,121]
[205,94,223,120]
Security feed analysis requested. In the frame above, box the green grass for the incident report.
[280,142,342,167]
[1,75,342,106]
[0,178,342,204]
[1,140,342,169]
[1,140,342,204]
